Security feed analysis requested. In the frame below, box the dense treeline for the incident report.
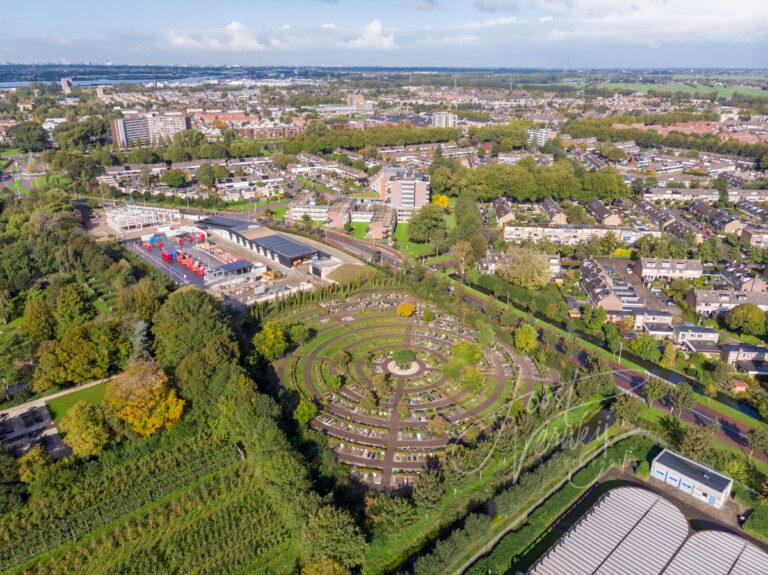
[430,149,629,202]
[282,124,460,155]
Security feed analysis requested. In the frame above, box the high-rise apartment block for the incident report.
[374,168,430,221]
[110,111,189,148]
[432,111,458,128]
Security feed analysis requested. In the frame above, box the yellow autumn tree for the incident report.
[396,302,416,317]
[105,360,184,438]
[432,194,450,209]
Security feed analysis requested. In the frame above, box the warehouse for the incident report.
[197,215,324,267]
[650,449,733,508]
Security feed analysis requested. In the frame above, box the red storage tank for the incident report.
[161,251,172,262]
[155,242,164,250]
[196,267,205,276]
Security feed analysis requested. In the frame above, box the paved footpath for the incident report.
[0,379,108,419]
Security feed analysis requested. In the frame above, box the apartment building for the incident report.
[689,201,744,235]
[686,289,768,316]
[719,263,767,293]
[673,324,719,344]
[349,203,396,240]
[736,199,768,222]
[741,226,768,249]
[580,258,645,313]
[288,194,332,222]
[721,344,768,375]
[373,168,430,222]
[541,197,568,225]
[526,127,557,147]
[111,111,189,148]
[633,258,703,282]
[634,200,676,229]
[586,199,621,226]
[492,198,516,227]
[504,224,660,245]
[432,111,458,128]
[643,188,720,203]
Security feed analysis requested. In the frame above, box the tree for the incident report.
[160,168,187,188]
[644,377,667,406]
[152,287,233,369]
[18,446,52,483]
[252,321,289,361]
[301,557,350,575]
[289,322,312,346]
[195,163,216,185]
[53,283,95,337]
[724,304,766,336]
[497,247,550,291]
[422,309,435,322]
[749,428,768,461]
[294,399,318,426]
[7,122,48,152]
[513,323,538,354]
[660,343,678,368]
[432,194,450,209]
[304,506,367,567]
[23,298,54,344]
[602,322,621,353]
[105,360,184,438]
[670,383,695,417]
[461,366,483,392]
[610,395,642,427]
[393,349,416,369]
[453,240,476,277]
[412,466,444,510]
[59,401,111,458]
[679,424,714,460]
[407,204,446,243]
[396,302,416,317]
[628,334,661,362]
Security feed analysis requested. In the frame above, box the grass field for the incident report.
[9,181,28,195]
[0,148,21,157]
[349,222,369,239]
[32,175,70,188]
[273,205,288,219]
[594,82,768,99]
[46,382,108,423]
[393,223,433,258]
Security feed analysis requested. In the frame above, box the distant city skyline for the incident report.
[1,0,767,68]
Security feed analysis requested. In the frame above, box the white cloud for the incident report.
[343,20,396,50]
[165,21,268,52]
[320,22,338,29]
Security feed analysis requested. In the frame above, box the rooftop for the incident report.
[654,449,732,493]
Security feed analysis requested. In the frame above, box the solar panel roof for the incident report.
[253,234,318,259]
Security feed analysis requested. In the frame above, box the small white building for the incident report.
[651,449,733,508]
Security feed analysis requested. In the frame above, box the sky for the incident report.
[1,0,767,68]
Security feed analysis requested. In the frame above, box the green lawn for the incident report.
[594,82,768,99]
[273,205,288,220]
[393,223,433,259]
[9,180,28,195]
[349,222,369,239]
[46,382,108,423]
[32,175,70,188]
[445,213,457,231]
[0,148,21,157]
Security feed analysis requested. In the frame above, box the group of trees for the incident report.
[724,303,768,337]
[431,153,630,203]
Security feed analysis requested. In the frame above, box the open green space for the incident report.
[594,82,768,99]
[393,223,433,258]
[32,175,70,188]
[348,221,369,239]
[46,382,108,424]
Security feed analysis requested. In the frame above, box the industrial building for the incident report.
[105,204,181,235]
[651,449,733,508]
[198,215,324,267]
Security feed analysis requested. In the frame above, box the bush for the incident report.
[744,504,768,540]
[636,460,650,480]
